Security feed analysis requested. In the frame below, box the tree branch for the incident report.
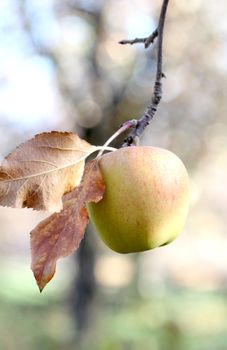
[121,0,170,147]
[119,28,158,49]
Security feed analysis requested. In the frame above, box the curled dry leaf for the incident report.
[30,160,105,292]
[0,131,94,212]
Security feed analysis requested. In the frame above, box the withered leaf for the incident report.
[30,160,105,292]
[0,131,94,212]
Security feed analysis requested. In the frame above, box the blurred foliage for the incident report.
[1,287,227,350]
[1,0,227,349]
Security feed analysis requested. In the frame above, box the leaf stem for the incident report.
[97,119,137,157]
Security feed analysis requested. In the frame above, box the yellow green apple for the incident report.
[87,146,189,253]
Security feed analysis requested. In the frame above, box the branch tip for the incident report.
[119,28,158,48]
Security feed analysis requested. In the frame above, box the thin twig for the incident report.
[122,0,170,147]
[119,28,158,49]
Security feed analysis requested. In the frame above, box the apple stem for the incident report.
[120,0,170,147]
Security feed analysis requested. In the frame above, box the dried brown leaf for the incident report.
[30,160,105,292]
[0,131,94,212]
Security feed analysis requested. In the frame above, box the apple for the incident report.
[87,146,189,253]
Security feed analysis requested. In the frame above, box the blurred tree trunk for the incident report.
[70,226,96,333]
[70,110,122,336]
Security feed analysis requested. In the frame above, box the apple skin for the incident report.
[87,146,189,253]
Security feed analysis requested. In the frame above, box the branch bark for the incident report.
[122,0,170,147]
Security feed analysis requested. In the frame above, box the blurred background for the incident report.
[0,0,227,349]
